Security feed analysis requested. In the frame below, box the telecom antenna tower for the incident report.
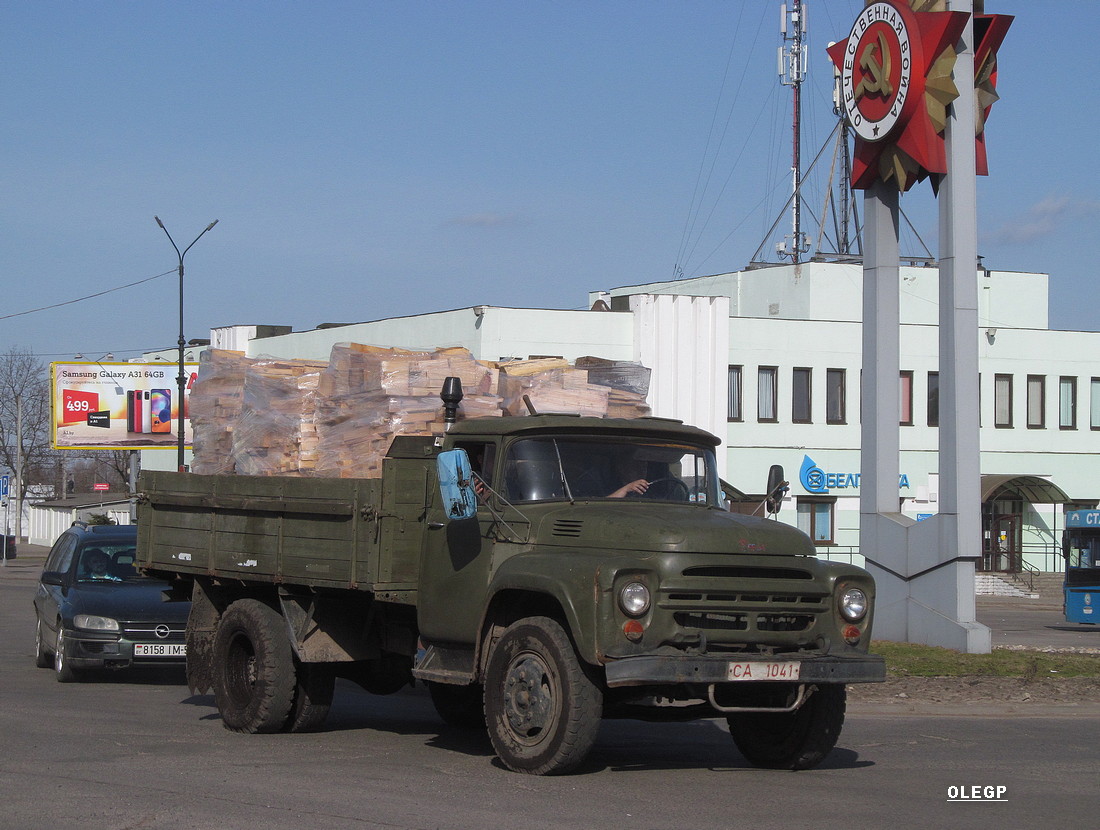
[777,0,809,262]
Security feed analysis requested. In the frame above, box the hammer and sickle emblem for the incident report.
[855,31,892,100]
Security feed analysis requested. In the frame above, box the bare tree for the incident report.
[78,450,133,490]
[0,347,53,493]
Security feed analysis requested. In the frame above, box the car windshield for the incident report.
[499,436,720,505]
[75,542,141,583]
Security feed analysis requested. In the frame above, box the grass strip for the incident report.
[872,641,1100,678]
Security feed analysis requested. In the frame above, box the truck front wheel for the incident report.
[483,617,602,775]
[213,599,296,733]
[726,684,846,770]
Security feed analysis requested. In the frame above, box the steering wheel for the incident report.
[640,477,691,502]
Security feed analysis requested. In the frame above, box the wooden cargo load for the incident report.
[232,358,328,476]
[187,342,652,478]
[189,349,255,475]
[313,344,501,478]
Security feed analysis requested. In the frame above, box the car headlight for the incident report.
[838,586,868,622]
[619,581,651,617]
[73,614,120,631]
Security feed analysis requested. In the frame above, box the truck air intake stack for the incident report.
[440,376,463,430]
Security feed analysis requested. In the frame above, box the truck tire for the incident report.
[726,684,846,770]
[483,616,602,775]
[212,599,296,733]
[428,681,486,729]
[35,618,52,669]
[283,662,335,733]
[54,624,80,683]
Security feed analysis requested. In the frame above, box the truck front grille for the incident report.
[756,613,815,631]
[675,612,748,630]
[660,564,828,645]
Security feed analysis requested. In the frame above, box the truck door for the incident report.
[417,442,497,647]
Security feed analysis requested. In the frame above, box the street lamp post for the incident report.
[154,216,218,471]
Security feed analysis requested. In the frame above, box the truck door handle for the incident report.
[427,522,445,529]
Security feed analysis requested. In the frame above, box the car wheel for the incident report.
[212,599,296,733]
[54,624,80,683]
[35,617,52,669]
[483,616,602,775]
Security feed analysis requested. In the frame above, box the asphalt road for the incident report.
[977,597,1100,651]
[2,554,1099,829]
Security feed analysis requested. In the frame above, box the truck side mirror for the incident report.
[436,449,478,520]
[765,465,788,515]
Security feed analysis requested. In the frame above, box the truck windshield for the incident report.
[499,436,720,505]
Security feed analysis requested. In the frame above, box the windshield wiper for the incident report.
[551,439,574,504]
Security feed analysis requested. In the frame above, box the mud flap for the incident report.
[185,581,220,695]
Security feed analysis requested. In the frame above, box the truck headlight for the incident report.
[838,587,868,622]
[619,582,651,617]
[74,614,120,631]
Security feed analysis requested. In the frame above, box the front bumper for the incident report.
[63,631,186,670]
[603,652,886,688]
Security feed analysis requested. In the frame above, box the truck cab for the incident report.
[417,415,883,773]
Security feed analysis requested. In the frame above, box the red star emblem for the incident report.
[972,14,1013,176]
[828,1,969,191]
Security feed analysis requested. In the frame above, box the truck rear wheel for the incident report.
[283,662,335,733]
[483,617,602,775]
[428,681,486,729]
[213,599,296,733]
[726,684,846,770]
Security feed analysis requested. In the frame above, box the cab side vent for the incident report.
[552,519,584,538]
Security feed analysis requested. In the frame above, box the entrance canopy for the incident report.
[981,474,1071,504]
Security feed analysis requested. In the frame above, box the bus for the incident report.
[1062,510,1100,624]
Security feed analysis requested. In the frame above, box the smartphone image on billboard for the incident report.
[127,390,142,433]
[150,389,172,433]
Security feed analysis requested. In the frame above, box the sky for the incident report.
[2,1,1098,363]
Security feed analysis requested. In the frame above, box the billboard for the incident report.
[51,362,199,450]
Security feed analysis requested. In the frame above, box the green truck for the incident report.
[138,382,884,775]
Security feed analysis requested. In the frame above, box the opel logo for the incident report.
[155,624,171,639]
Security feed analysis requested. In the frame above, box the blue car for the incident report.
[33,522,190,682]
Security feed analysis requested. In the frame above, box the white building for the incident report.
[146,260,1098,578]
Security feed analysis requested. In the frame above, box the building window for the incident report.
[727,365,743,422]
[826,369,846,425]
[1027,375,1045,429]
[994,374,1013,428]
[899,371,914,426]
[792,367,812,424]
[1060,376,1077,429]
[927,371,939,427]
[1092,378,1100,430]
[758,366,778,423]
[797,499,835,545]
